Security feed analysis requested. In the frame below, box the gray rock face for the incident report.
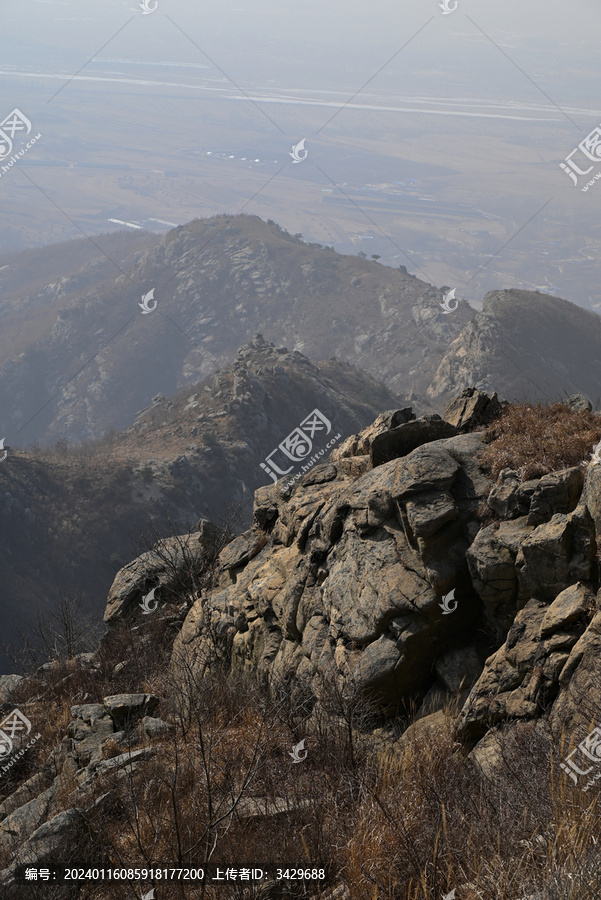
[0,773,47,822]
[457,583,594,744]
[443,386,503,431]
[67,713,115,768]
[487,469,524,519]
[0,809,83,887]
[581,462,601,545]
[515,506,595,602]
[83,747,157,781]
[485,467,584,526]
[172,417,491,713]
[370,416,458,467]
[103,694,159,728]
[325,408,416,463]
[428,288,601,407]
[526,467,583,526]
[166,396,601,730]
[0,789,54,846]
[548,601,601,739]
[166,397,601,749]
[70,703,105,724]
[104,525,224,624]
[467,518,533,643]
[218,531,267,573]
[540,581,591,637]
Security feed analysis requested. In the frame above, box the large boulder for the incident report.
[103,693,159,728]
[104,522,225,624]
[370,416,458,467]
[330,408,415,461]
[515,506,595,602]
[443,387,503,431]
[457,583,594,744]
[172,428,491,713]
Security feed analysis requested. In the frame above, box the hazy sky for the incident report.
[1,0,601,307]
[2,0,600,106]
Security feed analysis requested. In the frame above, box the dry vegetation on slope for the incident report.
[3,623,601,900]
[478,402,601,481]
[3,398,601,898]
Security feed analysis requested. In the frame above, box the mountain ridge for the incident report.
[0,337,402,673]
[1,216,600,452]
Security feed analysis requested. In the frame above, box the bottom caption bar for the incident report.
[15,865,330,884]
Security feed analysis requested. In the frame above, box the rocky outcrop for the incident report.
[427,289,601,405]
[104,523,224,624]
[93,398,571,734]
[171,405,494,714]
[369,415,458,466]
[0,693,171,887]
[457,583,594,744]
[69,390,599,763]
[173,427,493,713]
[4,389,601,894]
[443,386,503,431]
[163,392,601,765]
[526,467,584,526]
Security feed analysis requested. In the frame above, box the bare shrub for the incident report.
[478,402,601,481]
[1,591,103,674]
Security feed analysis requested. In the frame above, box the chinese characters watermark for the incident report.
[560,725,601,790]
[0,109,41,180]
[0,709,41,774]
[259,409,340,486]
[560,125,601,192]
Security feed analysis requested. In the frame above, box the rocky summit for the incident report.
[3,216,601,450]
[153,388,600,741]
[2,388,601,898]
[0,335,402,674]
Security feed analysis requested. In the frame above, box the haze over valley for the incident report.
[2,3,601,897]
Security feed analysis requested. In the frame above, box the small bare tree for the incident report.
[2,591,102,673]
[133,503,243,611]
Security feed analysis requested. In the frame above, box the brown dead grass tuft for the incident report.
[5,612,601,897]
[478,402,601,481]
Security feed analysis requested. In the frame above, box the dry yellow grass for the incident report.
[4,491,601,897]
[478,402,601,481]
